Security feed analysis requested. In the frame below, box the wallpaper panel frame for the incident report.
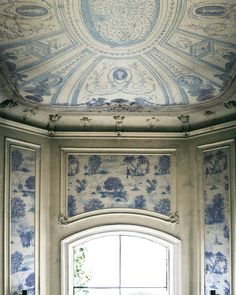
[198,140,235,295]
[4,138,41,295]
[60,148,178,224]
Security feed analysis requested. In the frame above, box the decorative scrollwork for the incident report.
[0,99,18,109]
[168,211,179,224]
[204,110,216,123]
[224,100,236,109]
[22,108,37,121]
[58,215,69,225]
[80,116,91,129]
[81,0,159,47]
[146,117,160,129]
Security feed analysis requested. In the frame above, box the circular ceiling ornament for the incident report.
[57,0,184,56]
[112,68,130,81]
[81,0,160,47]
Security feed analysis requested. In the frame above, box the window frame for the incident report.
[61,224,182,295]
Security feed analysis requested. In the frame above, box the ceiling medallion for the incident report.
[59,0,183,56]
[81,0,160,47]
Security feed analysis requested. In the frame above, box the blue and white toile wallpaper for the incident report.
[67,154,172,217]
[10,147,36,295]
[203,148,231,295]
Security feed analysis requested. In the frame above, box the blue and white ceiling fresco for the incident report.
[0,0,235,130]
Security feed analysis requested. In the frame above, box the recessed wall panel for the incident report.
[60,149,177,223]
[5,140,40,295]
[203,147,231,295]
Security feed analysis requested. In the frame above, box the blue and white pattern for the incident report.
[81,0,159,46]
[67,154,172,217]
[10,147,36,295]
[203,148,231,295]
[0,0,235,109]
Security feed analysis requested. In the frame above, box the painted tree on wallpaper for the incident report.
[67,154,172,217]
[10,147,36,295]
[203,148,231,295]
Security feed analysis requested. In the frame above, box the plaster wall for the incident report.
[0,123,235,295]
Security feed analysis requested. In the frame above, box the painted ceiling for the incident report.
[0,0,236,132]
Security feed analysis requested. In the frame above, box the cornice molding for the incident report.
[0,117,48,137]
[0,117,235,139]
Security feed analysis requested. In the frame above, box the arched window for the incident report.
[61,225,181,295]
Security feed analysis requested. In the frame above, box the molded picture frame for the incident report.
[60,148,178,224]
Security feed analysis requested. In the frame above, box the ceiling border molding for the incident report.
[0,117,48,137]
[0,117,235,139]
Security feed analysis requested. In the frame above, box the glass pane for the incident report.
[121,236,167,287]
[121,288,167,295]
[74,236,120,287]
[74,288,120,295]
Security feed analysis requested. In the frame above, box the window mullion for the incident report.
[66,226,181,295]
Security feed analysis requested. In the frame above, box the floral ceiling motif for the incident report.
[80,0,159,47]
[0,0,236,115]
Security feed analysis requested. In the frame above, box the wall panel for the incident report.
[200,141,235,295]
[60,148,178,224]
[4,139,41,295]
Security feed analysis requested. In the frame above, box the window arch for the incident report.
[61,225,181,295]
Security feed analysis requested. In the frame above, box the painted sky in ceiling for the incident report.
[0,0,236,112]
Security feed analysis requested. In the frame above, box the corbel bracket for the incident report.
[113,115,125,136]
[80,116,91,129]
[178,115,190,136]
[48,114,61,136]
